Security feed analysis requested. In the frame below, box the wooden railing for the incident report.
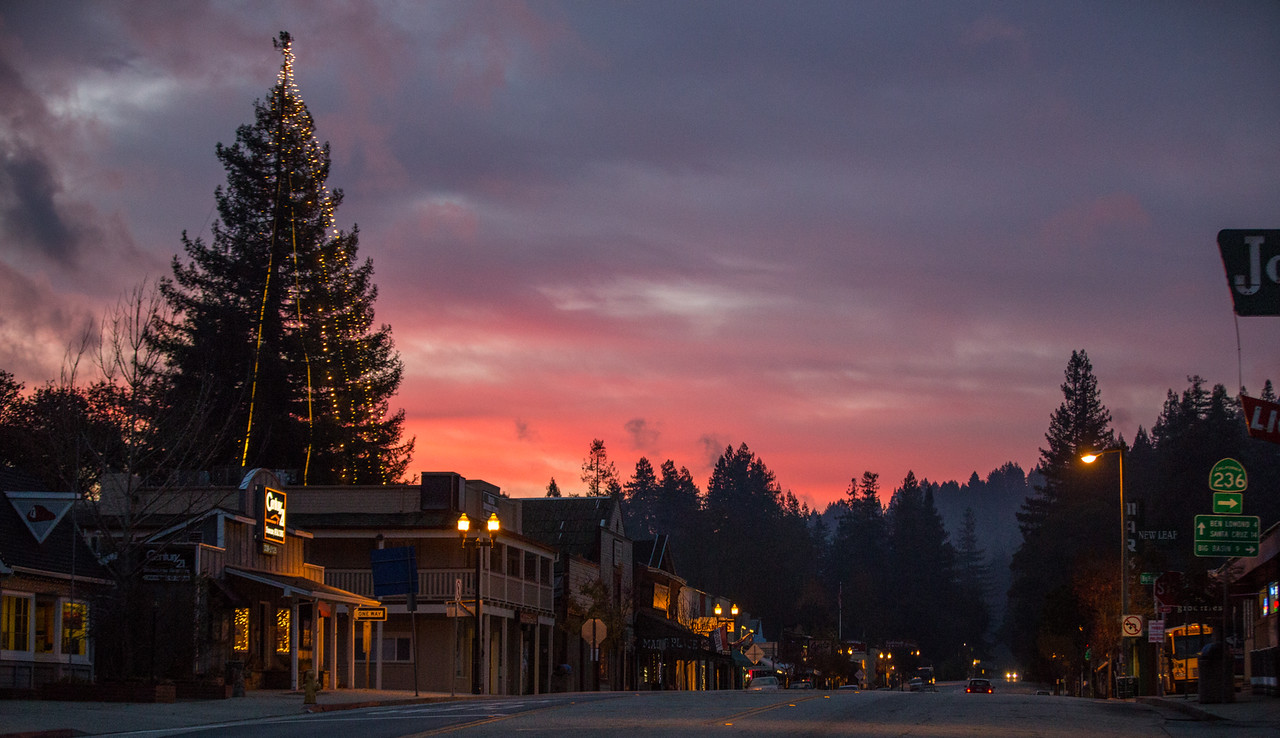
[325,568,552,612]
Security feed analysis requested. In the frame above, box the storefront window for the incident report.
[62,602,87,656]
[381,636,412,662]
[276,608,291,654]
[1,594,31,652]
[34,599,55,653]
[233,607,250,652]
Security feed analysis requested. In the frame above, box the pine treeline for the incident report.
[621,444,991,675]
[1007,353,1280,684]
[157,32,411,484]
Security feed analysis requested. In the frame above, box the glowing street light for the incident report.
[1082,447,1128,681]
[458,512,500,694]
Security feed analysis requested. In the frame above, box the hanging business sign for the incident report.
[5,491,76,544]
[1219,229,1280,316]
[140,545,197,582]
[261,486,287,545]
[1240,394,1280,446]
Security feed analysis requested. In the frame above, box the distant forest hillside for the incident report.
[929,463,1042,629]
[816,462,1038,633]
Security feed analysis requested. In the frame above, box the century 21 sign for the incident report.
[263,486,287,544]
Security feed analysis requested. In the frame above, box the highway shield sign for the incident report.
[1208,458,1247,492]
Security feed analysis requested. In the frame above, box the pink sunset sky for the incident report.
[1,2,1278,508]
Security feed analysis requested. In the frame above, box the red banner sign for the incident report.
[1240,394,1280,445]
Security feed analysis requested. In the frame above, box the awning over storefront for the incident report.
[635,609,715,658]
[224,566,380,607]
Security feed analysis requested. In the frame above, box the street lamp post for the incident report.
[713,603,740,688]
[458,512,500,695]
[1082,448,1127,682]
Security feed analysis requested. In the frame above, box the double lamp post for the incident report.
[457,512,500,695]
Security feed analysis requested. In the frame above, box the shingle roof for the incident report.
[290,511,451,530]
[0,466,111,581]
[519,496,622,561]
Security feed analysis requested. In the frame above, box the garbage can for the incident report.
[225,660,245,698]
[1115,676,1137,699]
[1198,642,1226,704]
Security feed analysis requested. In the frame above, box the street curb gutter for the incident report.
[1137,696,1223,721]
[305,694,485,713]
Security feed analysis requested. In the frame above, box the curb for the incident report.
[304,695,468,713]
[1137,696,1223,721]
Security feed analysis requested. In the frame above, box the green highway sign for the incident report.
[1193,514,1260,557]
[1212,492,1243,514]
[1208,458,1247,493]
[1195,540,1260,557]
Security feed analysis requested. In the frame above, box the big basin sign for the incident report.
[1192,514,1260,557]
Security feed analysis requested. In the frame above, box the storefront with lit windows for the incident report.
[92,468,378,691]
[1236,519,1279,697]
[1,474,111,690]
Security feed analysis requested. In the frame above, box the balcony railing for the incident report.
[326,568,552,612]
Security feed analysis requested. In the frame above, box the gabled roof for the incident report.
[0,466,111,582]
[519,495,624,561]
[634,534,677,574]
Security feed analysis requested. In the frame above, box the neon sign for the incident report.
[263,487,287,544]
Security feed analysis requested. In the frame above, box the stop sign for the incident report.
[1155,572,1182,610]
[581,618,607,647]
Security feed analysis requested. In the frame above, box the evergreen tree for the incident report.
[622,456,661,536]
[545,477,562,497]
[885,471,958,656]
[1008,350,1114,681]
[953,507,993,650]
[832,471,887,641]
[655,459,703,569]
[699,443,796,634]
[157,32,411,484]
[580,438,620,496]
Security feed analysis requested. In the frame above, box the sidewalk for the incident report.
[0,688,471,737]
[1138,692,1280,726]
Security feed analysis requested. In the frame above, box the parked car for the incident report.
[749,676,780,691]
[788,680,813,689]
[907,677,923,691]
[965,678,993,694]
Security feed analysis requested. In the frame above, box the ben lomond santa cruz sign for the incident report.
[261,486,287,553]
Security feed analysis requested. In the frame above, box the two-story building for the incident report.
[290,473,556,695]
[519,495,634,691]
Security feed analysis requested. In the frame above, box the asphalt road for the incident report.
[98,682,1273,738]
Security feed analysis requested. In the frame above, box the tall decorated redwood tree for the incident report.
[159,32,411,484]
